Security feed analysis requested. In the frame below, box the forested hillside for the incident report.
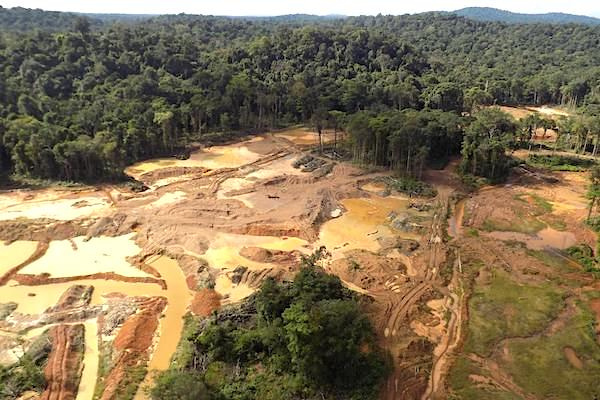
[453,7,600,25]
[0,6,103,31]
[2,8,600,182]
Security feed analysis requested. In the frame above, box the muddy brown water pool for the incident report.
[125,140,263,181]
[0,240,38,276]
[319,196,417,257]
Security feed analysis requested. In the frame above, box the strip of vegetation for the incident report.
[514,193,553,214]
[151,264,389,400]
[527,154,596,172]
[380,176,437,198]
[481,217,546,234]
[0,332,51,400]
[566,244,600,277]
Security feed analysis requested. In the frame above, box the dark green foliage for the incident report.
[460,108,517,181]
[382,176,437,197]
[346,109,463,177]
[153,266,388,400]
[566,244,600,275]
[4,9,600,182]
[288,266,348,304]
[528,154,596,171]
[150,370,209,400]
[0,7,102,32]
[0,355,47,400]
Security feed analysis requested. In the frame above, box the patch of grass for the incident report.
[460,173,489,192]
[348,259,361,272]
[504,303,600,399]
[466,228,479,237]
[540,214,567,231]
[501,240,525,249]
[513,193,553,216]
[464,269,565,356]
[527,249,573,274]
[481,217,546,234]
[530,194,553,213]
[586,216,600,233]
[117,365,148,400]
[527,154,596,172]
[448,356,522,400]
[93,342,114,399]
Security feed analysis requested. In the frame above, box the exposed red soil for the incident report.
[41,324,84,400]
[190,289,221,317]
[99,297,166,400]
[186,275,198,290]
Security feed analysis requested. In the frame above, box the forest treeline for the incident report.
[2,8,600,182]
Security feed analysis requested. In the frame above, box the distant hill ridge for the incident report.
[452,7,600,25]
[1,5,600,32]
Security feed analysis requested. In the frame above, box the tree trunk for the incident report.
[582,134,589,155]
[588,197,596,222]
[334,128,337,150]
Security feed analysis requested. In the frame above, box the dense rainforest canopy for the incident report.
[2,8,600,182]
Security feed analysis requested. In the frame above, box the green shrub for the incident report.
[382,176,437,197]
[159,264,389,400]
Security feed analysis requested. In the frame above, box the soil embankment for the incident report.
[41,324,85,400]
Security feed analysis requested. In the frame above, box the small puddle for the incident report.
[244,155,304,180]
[563,346,583,369]
[216,178,255,208]
[486,227,576,250]
[0,240,38,276]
